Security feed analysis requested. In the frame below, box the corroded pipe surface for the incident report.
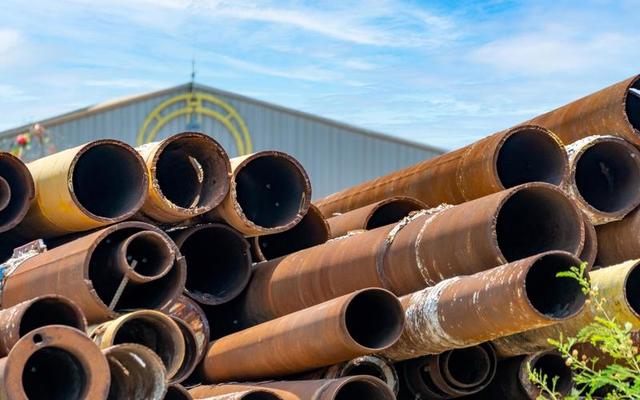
[114,230,175,283]
[492,259,640,358]
[165,384,194,400]
[194,389,282,399]
[596,207,640,265]
[326,196,425,238]
[315,125,567,216]
[0,152,34,233]
[162,295,210,362]
[239,183,584,325]
[169,316,200,384]
[563,135,640,225]
[397,343,497,399]
[0,325,110,400]
[251,204,329,261]
[89,309,186,380]
[526,74,640,145]
[0,295,87,357]
[201,288,404,382]
[16,140,148,238]
[137,132,231,223]
[171,223,251,305]
[205,151,311,236]
[103,343,167,400]
[381,251,586,361]
[470,351,573,399]
[1,222,185,323]
[580,213,598,270]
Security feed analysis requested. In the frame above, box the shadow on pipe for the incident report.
[169,316,200,384]
[104,343,167,400]
[0,153,34,233]
[165,384,194,400]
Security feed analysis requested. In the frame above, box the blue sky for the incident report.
[0,0,638,150]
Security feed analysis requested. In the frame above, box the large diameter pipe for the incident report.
[171,223,251,305]
[381,251,586,361]
[315,125,567,217]
[526,74,640,145]
[169,316,200,384]
[0,222,185,323]
[326,196,425,238]
[0,153,34,233]
[563,135,640,225]
[0,325,110,400]
[162,295,210,362]
[201,288,404,382]
[103,343,167,400]
[137,132,231,223]
[15,140,148,238]
[251,204,330,261]
[491,259,640,358]
[470,351,573,399]
[205,151,311,236]
[596,207,640,265]
[89,310,186,381]
[0,295,87,357]
[397,343,497,399]
[239,183,584,325]
[165,384,194,400]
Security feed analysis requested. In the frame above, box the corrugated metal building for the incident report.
[0,83,443,198]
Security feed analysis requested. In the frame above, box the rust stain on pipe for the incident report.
[162,295,210,362]
[595,207,640,265]
[563,135,640,225]
[239,183,583,325]
[526,75,640,145]
[201,288,404,382]
[0,325,110,400]
[165,384,194,400]
[169,316,200,384]
[0,221,186,323]
[0,153,34,233]
[205,151,311,237]
[171,223,251,305]
[137,132,231,223]
[193,389,283,399]
[0,295,87,357]
[315,125,567,217]
[251,204,329,261]
[103,343,167,400]
[580,213,598,270]
[381,251,586,361]
[326,196,426,239]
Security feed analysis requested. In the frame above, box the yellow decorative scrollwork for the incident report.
[136,91,252,155]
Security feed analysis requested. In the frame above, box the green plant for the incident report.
[528,262,640,399]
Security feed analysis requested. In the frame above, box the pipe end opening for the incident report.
[626,79,640,134]
[345,290,404,350]
[335,379,393,400]
[624,263,640,318]
[19,298,85,336]
[366,198,424,230]
[443,346,491,387]
[22,347,87,400]
[530,353,573,395]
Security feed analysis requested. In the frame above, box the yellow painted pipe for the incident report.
[15,139,148,238]
[492,260,640,358]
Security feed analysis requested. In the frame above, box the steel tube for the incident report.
[103,343,167,400]
[195,390,283,399]
[162,295,210,362]
[137,132,231,223]
[15,140,147,238]
[0,153,34,234]
[205,151,311,236]
[326,196,425,238]
[89,310,186,381]
[396,343,497,399]
[251,204,329,261]
[596,207,640,265]
[165,384,194,400]
[580,213,598,269]
[169,316,200,384]
[563,135,640,224]
[0,325,110,400]
[0,295,87,357]
[492,259,640,358]
[114,230,175,283]
[315,125,567,216]
[239,183,584,325]
[171,223,251,305]
[526,74,640,145]
[381,251,586,361]
[201,288,404,382]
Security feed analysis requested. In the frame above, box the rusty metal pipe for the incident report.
[16,140,147,238]
[201,288,404,382]
[580,213,598,269]
[90,310,186,381]
[115,230,175,283]
[0,295,87,357]
[315,125,567,216]
[492,259,640,358]
[165,384,194,400]
[0,153,34,233]
[381,251,586,361]
[162,295,210,362]
[0,176,11,212]
[0,222,186,323]
[526,74,640,145]
[103,343,167,400]
[470,351,573,399]
[596,207,640,265]
[397,343,497,399]
[171,223,251,305]
[0,325,110,400]
[206,151,311,236]
[137,132,231,223]
[563,135,640,224]
[169,316,200,384]
[326,196,425,238]
[238,183,583,325]
[251,204,329,261]
[197,390,283,399]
